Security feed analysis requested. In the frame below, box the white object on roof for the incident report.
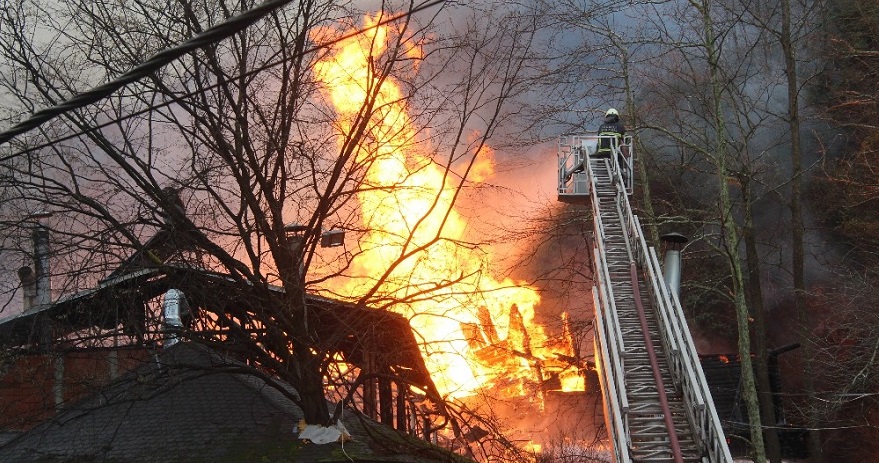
[297,420,351,444]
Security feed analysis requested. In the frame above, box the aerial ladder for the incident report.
[558,134,733,463]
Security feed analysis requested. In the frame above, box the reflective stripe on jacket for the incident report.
[596,118,625,154]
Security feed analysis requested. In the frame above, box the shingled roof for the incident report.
[0,343,468,463]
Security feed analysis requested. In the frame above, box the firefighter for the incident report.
[595,108,626,158]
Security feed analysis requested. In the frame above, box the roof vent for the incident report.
[162,289,189,347]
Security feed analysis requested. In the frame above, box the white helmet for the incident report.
[606,108,619,117]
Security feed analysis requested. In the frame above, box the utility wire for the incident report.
[0,0,446,154]
[0,0,294,146]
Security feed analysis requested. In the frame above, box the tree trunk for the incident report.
[743,180,783,463]
[283,258,331,425]
[698,0,766,458]
[780,0,822,459]
[614,35,659,246]
[298,349,331,424]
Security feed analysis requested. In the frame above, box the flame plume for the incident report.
[315,15,574,400]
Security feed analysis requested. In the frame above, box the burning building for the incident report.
[0,224,466,461]
[0,11,607,462]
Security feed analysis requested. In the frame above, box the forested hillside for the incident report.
[813,0,879,255]
[806,0,879,459]
[629,0,879,460]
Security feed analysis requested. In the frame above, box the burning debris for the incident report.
[461,304,591,401]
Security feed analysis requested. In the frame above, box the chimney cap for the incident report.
[660,232,688,244]
[17,266,35,281]
[283,223,308,234]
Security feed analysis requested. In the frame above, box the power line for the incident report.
[0,0,446,157]
[0,0,294,147]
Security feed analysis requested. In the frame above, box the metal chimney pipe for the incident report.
[283,222,308,277]
[162,289,187,347]
[33,225,52,308]
[660,232,688,298]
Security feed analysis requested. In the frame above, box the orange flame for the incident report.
[559,312,584,392]
[315,15,568,399]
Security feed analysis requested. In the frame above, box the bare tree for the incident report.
[624,0,785,458]
[0,0,542,434]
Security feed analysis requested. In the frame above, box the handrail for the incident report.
[587,157,632,461]
[649,246,733,462]
[593,289,632,463]
[593,245,630,415]
[558,133,731,461]
[557,134,634,198]
[633,217,684,380]
[588,159,627,360]
[630,262,684,463]
[629,213,733,462]
[590,141,733,463]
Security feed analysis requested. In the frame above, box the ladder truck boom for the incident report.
[557,133,733,463]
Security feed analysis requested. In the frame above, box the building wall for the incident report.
[0,347,149,431]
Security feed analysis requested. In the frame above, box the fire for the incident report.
[468,143,496,184]
[314,15,579,400]
[524,442,542,454]
[558,312,585,392]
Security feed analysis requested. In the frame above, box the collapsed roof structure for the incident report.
[0,224,453,461]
